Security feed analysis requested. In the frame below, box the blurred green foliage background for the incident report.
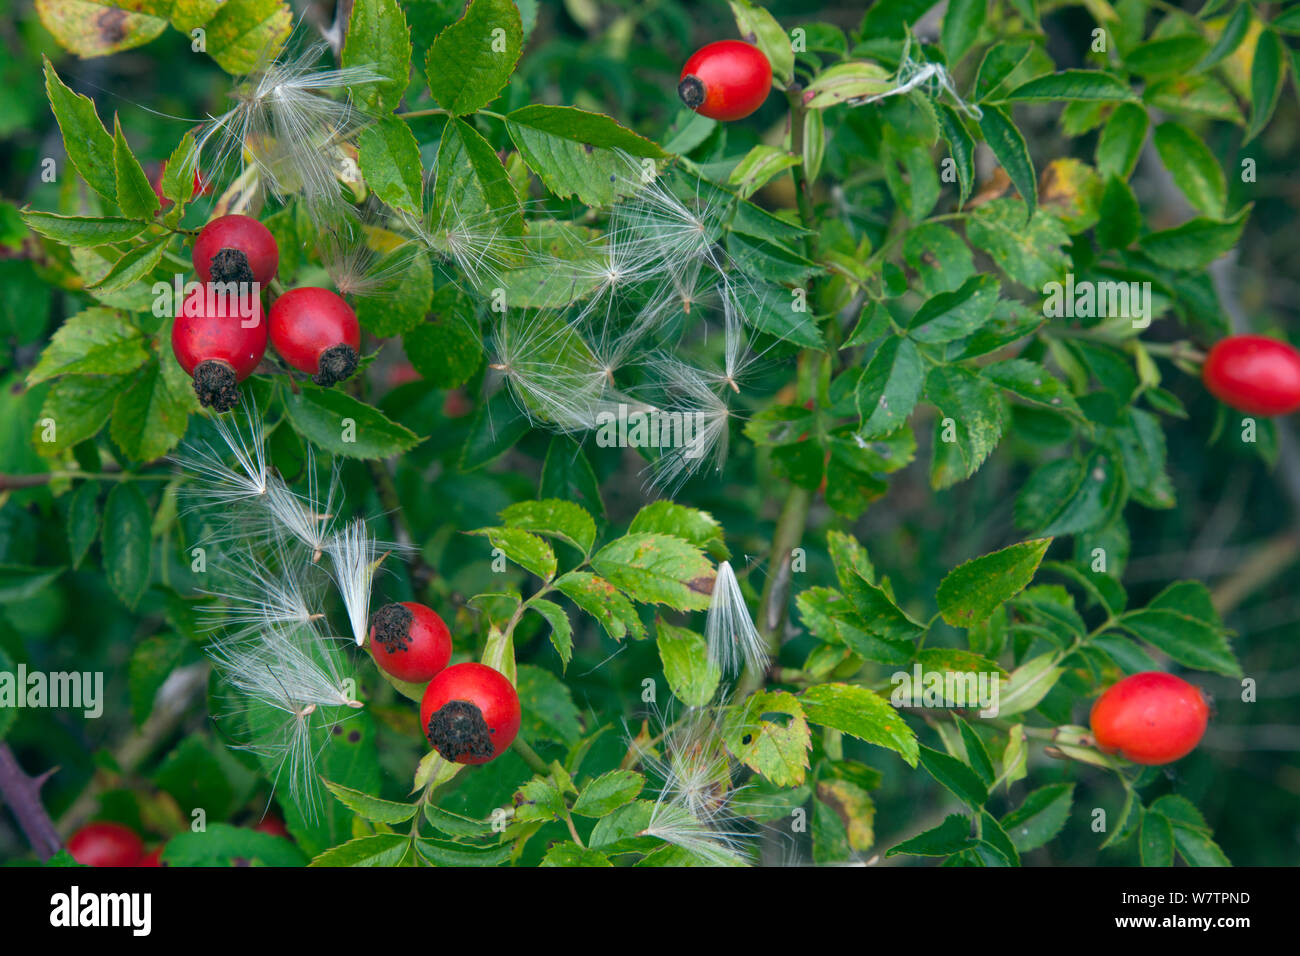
[1,0,1298,865]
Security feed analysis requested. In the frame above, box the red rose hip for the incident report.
[172,284,267,411]
[269,287,361,387]
[193,214,279,287]
[678,40,773,122]
[1202,335,1300,416]
[1090,671,1210,766]
[420,662,521,764]
[67,822,146,867]
[369,601,453,684]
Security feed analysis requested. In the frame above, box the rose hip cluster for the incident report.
[172,214,362,411]
[368,601,520,764]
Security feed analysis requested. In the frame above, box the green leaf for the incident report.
[36,0,170,62]
[1015,450,1122,537]
[1171,825,1231,866]
[529,598,573,669]
[1138,207,1249,270]
[978,809,1020,865]
[1147,794,1209,832]
[1096,101,1149,180]
[590,533,714,612]
[22,211,149,248]
[199,0,294,76]
[924,364,1007,489]
[422,804,494,838]
[1197,2,1252,71]
[628,501,727,560]
[840,568,925,642]
[309,833,408,867]
[800,683,919,767]
[727,145,800,199]
[1000,783,1074,851]
[954,716,995,785]
[112,115,159,219]
[85,236,167,294]
[402,287,478,382]
[1097,174,1140,249]
[102,482,150,609]
[801,61,893,109]
[415,836,514,866]
[902,221,975,295]
[1145,74,1241,122]
[723,690,812,786]
[1001,70,1134,102]
[469,527,557,580]
[937,538,1051,628]
[554,571,644,641]
[729,0,794,86]
[110,358,193,461]
[166,824,306,867]
[0,566,65,603]
[815,763,877,852]
[128,631,187,724]
[997,653,1063,717]
[1140,809,1175,867]
[908,274,1000,344]
[424,0,522,115]
[67,480,101,569]
[855,336,924,438]
[27,308,147,385]
[1125,35,1209,77]
[283,384,422,459]
[434,117,520,228]
[34,374,127,456]
[357,116,423,216]
[1117,581,1240,676]
[656,620,721,707]
[571,770,644,817]
[1246,28,1286,143]
[936,106,975,206]
[342,0,412,113]
[501,498,596,555]
[505,105,666,206]
[978,105,1036,217]
[324,781,418,824]
[974,40,1034,101]
[965,198,1069,289]
[1153,123,1226,218]
[161,132,199,205]
[918,745,988,810]
[942,0,986,64]
[43,56,116,201]
[542,842,613,866]
[887,813,974,857]
[985,359,1080,415]
[796,587,914,665]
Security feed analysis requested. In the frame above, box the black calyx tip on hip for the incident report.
[312,344,359,387]
[678,75,705,110]
[426,700,495,762]
[371,602,413,653]
[211,247,255,285]
[192,359,240,412]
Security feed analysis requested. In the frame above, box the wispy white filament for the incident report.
[705,561,767,679]
[324,518,378,645]
[195,41,384,218]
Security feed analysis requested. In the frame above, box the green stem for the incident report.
[0,471,172,490]
[785,88,816,260]
[740,484,814,698]
[511,736,550,775]
[395,107,450,120]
